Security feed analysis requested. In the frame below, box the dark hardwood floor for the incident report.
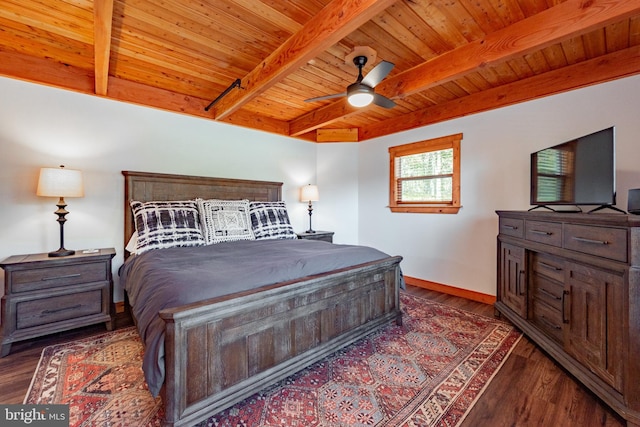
[0,286,626,426]
[0,313,133,405]
[407,286,625,427]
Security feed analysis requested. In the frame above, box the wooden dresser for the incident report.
[0,248,115,357]
[496,211,640,426]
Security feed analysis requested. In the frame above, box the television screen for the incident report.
[530,127,615,207]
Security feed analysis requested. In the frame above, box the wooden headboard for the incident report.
[122,171,283,257]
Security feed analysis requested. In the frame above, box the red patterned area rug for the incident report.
[25,293,521,426]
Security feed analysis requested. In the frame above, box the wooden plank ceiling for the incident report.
[1,0,640,142]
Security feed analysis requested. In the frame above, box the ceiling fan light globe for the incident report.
[348,92,374,107]
[347,83,374,107]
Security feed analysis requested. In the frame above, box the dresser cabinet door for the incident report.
[499,242,527,318]
[564,262,623,392]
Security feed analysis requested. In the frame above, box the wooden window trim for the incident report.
[389,133,462,214]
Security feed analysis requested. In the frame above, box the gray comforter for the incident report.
[119,238,395,396]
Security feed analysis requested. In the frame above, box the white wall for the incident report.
[0,77,320,300]
[315,143,359,243]
[357,74,640,296]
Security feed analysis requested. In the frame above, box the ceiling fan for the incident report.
[304,55,396,108]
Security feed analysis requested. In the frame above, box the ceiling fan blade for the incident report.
[372,93,396,109]
[362,60,394,87]
[304,92,347,102]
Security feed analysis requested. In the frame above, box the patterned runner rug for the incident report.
[25,293,521,426]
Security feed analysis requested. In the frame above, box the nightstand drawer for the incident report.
[11,261,109,293]
[15,286,106,329]
[297,231,334,243]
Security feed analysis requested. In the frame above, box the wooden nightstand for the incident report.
[0,248,116,357]
[297,231,334,243]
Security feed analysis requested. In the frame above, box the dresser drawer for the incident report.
[499,217,524,238]
[15,286,106,330]
[563,224,627,262]
[10,261,108,293]
[526,220,562,247]
[531,299,563,343]
[532,275,564,311]
[531,253,565,283]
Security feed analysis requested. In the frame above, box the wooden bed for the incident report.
[122,170,403,427]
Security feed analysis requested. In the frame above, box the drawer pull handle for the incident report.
[531,230,552,236]
[539,288,561,300]
[42,304,82,315]
[572,236,609,245]
[539,262,562,271]
[41,273,81,281]
[517,270,525,295]
[562,290,569,324]
[503,225,518,230]
[540,315,562,330]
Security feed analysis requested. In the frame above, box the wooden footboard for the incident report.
[159,256,402,427]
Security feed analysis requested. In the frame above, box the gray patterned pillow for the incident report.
[249,201,296,240]
[197,199,255,244]
[130,200,205,254]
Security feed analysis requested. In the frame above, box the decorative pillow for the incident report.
[197,199,255,244]
[249,201,297,240]
[130,200,205,254]
[125,231,138,255]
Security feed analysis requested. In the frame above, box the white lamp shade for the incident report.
[348,92,374,107]
[300,184,319,202]
[37,166,84,198]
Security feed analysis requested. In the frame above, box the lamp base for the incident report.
[305,229,316,233]
[48,248,75,257]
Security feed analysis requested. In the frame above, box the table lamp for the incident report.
[300,184,319,233]
[37,165,84,257]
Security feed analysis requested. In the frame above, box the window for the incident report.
[534,144,575,203]
[388,133,461,213]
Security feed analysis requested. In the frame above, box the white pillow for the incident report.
[126,231,138,254]
[197,199,255,244]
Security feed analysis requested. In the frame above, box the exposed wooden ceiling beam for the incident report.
[212,0,400,120]
[93,0,114,96]
[292,0,640,136]
[289,98,359,136]
[0,50,290,137]
[377,0,640,99]
[360,45,640,140]
[107,78,291,135]
[0,50,94,93]
[317,128,359,142]
[218,109,290,136]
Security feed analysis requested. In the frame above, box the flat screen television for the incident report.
[530,127,616,211]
